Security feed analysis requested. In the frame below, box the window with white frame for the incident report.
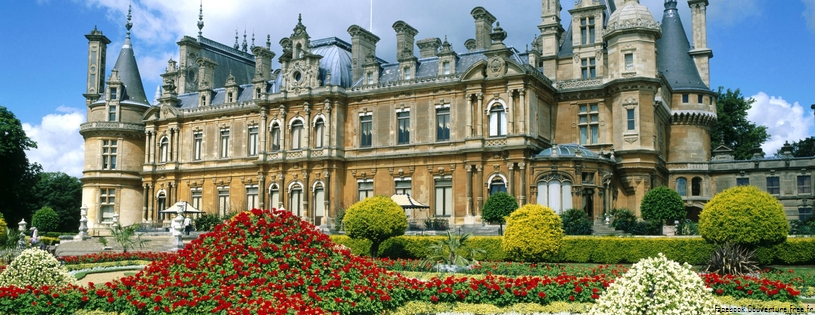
[271,124,281,152]
[193,131,202,160]
[397,111,410,144]
[248,126,258,156]
[436,107,450,141]
[314,118,325,148]
[580,16,595,45]
[624,53,634,71]
[358,180,373,201]
[314,182,325,221]
[366,72,373,85]
[578,104,599,144]
[290,183,304,216]
[220,129,230,158]
[246,185,258,210]
[218,186,230,217]
[159,137,169,162]
[100,188,115,223]
[157,190,167,220]
[535,176,573,214]
[102,139,117,169]
[191,188,202,211]
[291,120,304,150]
[434,178,453,216]
[110,87,118,100]
[442,61,451,75]
[488,176,507,196]
[360,114,372,147]
[488,104,507,137]
[395,179,411,195]
[269,184,280,210]
[403,67,411,80]
[626,109,636,131]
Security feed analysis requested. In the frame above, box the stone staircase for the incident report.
[592,219,624,236]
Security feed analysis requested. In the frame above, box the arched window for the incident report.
[290,183,303,216]
[676,177,687,196]
[271,124,281,152]
[536,178,573,214]
[157,190,167,221]
[692,177,702,196]
[314,118,325,148]
[159,137,169,162]
[291,121,303,150]
[488,176,507,196]
[314,182,325,225]
[269,184,280,210]
[489,104,507,137]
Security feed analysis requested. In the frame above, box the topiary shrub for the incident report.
[32,206,60,232]
[699,185,789,246]
[561,208,593,235]
[640,186,686,224]
[609,208,636,232]
[343,195,407,258]
[0,248,76,288]
[502,204,563,262]
[589,253,717,314]
[481,192,518,233]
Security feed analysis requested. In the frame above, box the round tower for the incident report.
[79,5,148,232]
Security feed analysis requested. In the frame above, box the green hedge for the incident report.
[330,235,815,265]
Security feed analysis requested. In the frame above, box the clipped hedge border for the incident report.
[330,235,815,265]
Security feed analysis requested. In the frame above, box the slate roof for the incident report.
[198,37,256,88]
[535,143,601,158]
[310,37,354,87]
[112,36,149,106]
[656,0,709,91]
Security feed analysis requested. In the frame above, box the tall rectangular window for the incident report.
[290,184,303,216]
[366,72,373,85]
[108,105,117,121]
[271,125,281,152]
[248,126,258,156]
[291,121,303,150]
[767,176,780,195]
[100,188,115,223]
[102,139,117,169]
[314,119,325,148]
[736,178,750,186]
[358,181,373,201]
[443,61,451,75]
[626,109,635,131]
[578,104,599,144]
[397,111,410,144]
[697,94,704,104]
[580,16,595,45]
[682,94,689,103]
[436,108,450,141]
[270,185,280,209]
[581,58,596,78]
[193,132,202,160]
[246,185,258,210]
[434,179,453,216]
[360,115,372,147]
[218,187,230,217]
[110,87,117,100]
[624,53,634,71]
[403,67,411,80]
[395,180,412,195]
[799,175,811,195]
[191,188,202,211]
[227,92,234,103]
[220,129,230,158]
[314,184,325,222]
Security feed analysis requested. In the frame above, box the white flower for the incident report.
[0,248,76,288]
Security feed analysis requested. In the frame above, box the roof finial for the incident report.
[233,30,239,49]
[242,29,248,52]
[125,1,133,38]
[197,0,204,39]
[298,13,302,25]
[251,31,255,48]
[266,34,271,49]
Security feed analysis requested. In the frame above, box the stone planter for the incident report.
[662,225,676,236]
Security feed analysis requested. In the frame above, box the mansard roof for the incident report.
[656,0,709,92]
[197,36,256,88]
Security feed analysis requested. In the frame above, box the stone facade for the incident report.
[86,0,814,233]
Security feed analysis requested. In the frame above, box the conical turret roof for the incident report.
[656,0,708,91]
[111,5,149,106]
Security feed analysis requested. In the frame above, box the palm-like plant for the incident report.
[705,242,759,276]
[427,231,485,268]
[99,223,149,253]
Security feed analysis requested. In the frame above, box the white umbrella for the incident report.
[159,201,203,214]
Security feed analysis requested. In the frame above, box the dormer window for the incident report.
[200,95,207,106]
[110,87,118,100]
[443,61,451,75]
[580,16,596,45]
[227,92,234,103]
[403,67,411,80]
[255,88,261,99]
[108,105,117,122]
[366,72,374,85]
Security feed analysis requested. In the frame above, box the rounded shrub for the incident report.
[343,195,407,258]
[0,248,76,288]
[502,204,563,262]
[32,206,60,232]
[640,186,685,224]
[699,185,788,246]
[589,253,716,314]
[561,208,593,235]
[481,192,518,225]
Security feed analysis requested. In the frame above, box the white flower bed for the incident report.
[0,248,76,288]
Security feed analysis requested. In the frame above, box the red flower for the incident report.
[569,295,575,301]
[538,292,546,299]
[430,295,439,303]
[715,288,724,295]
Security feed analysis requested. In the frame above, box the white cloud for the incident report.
[746,92,815,155]
[22,107,86,178]
[707,0,763,27]
[803,0,815,34]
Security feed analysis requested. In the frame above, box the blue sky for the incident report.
[2,0,814,177]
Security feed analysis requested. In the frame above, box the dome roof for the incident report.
[536,143,600,158]
[605,0,660,38]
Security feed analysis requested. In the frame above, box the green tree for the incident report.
[709,87,770,160]
[481,192,518,234]
[561,208,593,235]
[640,186,686,224]
[699,185,788,246]
[0,106,41,226]
[502,204,564,262]
[342,195,407,258]
[31,207,59,232]
[29,172,82,232]
[777,137,815,157]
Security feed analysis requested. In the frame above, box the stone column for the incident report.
[144,131,151,163]
[519,162,527,206]
[302,172,310,221]
[147,184,154,223]
[323,171,331,225]
[142,184,149,222]
[507,163,515,196]
[304,102,312,150]
[476,93,484,137]
[507,90,515,134]
[466,96,474,138]
[519,88,526,134]
[475,165,484,216]
[279,106,287,152]
[259,110,268,157]
[258,173,266,209]
[465,165,473,216]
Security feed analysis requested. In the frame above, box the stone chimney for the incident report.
[392,21,418,60]
[347,25,380,83]
[416,38,441,58]
[470,7,497,50]
[688,0,712,87]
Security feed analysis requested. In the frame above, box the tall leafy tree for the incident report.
[29,172,83,232]
[777,137,815,157]
[710,87,770,160]
[0,106,41,226]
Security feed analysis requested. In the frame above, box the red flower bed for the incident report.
[58,252,171,265]
[702,273,801,302]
